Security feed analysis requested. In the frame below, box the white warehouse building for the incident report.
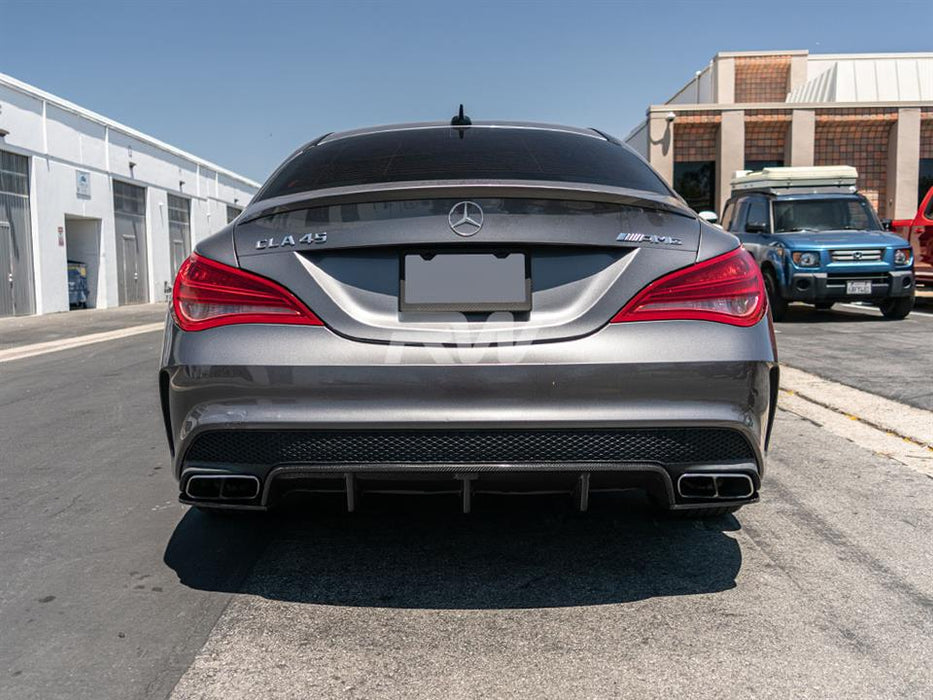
[0,72,260,317]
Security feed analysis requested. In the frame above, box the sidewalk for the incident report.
[0,303,167,351]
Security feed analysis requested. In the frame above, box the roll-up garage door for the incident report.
[167,193,191,277]
[0,150,36,317]
[113,180,149,305]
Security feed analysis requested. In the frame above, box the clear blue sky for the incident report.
[2,0,929,182]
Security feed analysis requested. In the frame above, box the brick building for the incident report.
[624,51,933,219]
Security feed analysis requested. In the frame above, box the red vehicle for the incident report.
[892,186,933,285]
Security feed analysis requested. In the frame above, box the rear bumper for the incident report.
[160,315,777,511]
[181,463,761,513]
[783,269,914,301]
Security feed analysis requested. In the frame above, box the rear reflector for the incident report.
[172,253,323,331]
[611,247,766,327]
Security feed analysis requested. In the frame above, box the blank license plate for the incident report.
[846,281,872,295]
[400,252,531,312]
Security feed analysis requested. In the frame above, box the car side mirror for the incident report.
[698,210,718,224]
[745,221,768,234]
[881,218,893,231]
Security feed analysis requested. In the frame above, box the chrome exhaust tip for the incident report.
[185,474,261,501]
[677,473,754,500]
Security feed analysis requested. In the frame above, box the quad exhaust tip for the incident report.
[185,474,261,501]
[183,471,753,508]
[677,473,755,500]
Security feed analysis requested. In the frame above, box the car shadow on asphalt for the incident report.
[777,305,887,324]
[164,491,744,609]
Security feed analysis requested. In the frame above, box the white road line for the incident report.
[779,394,933,478]
[781,365,933,447]
[836,302,933,318]
[780,364,933,477]
[0,323,164,364]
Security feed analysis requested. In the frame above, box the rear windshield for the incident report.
[772,197,882,233]
[257,127,672,201]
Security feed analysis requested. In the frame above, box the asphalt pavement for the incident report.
[0,302,931,699]
[171,411,933,699]
[0,303,168,351]
[775,301,933,410]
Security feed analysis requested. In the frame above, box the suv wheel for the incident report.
[879,296,914,320]
[763,269,788,321]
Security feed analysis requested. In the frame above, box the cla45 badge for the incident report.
[256,232,327,250]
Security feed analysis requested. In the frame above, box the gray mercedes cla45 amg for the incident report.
[159,120,778,517]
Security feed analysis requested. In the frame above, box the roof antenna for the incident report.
[450,104,472,127]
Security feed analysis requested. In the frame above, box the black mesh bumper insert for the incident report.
[185,428,755,466]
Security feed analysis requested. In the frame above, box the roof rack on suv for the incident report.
[731,166,858,195]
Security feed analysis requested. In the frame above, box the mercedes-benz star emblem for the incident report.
[448,201,484,237]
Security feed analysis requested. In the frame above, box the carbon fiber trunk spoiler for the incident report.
[240,180,695,225]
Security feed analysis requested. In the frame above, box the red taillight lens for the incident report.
[611,247,767,327]
[172,253,323,331]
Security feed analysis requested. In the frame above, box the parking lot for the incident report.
[775,301,933,410]
[1,301,931,699]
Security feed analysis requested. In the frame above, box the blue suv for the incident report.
[722,169,915,320]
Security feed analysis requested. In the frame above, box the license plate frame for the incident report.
[399,250,532,313]
[845,280,872,295]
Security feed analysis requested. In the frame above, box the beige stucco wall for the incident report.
[886,108,921,218]
[786,109,816,166]
[647,114,674,185]
[713,56,735,104]
[717,111,744,213]
[788,55,809,95]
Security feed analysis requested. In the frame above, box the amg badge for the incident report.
[617,232,683,246]
[255,232,327,250]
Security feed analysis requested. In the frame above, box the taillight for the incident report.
[172,253,323,331]
[611,247,766,327]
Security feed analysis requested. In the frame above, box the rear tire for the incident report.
[195,506,229,517]
[814,302,834,311]
[666,506,741,519]
[879,296,914,320]
[194,506,256,518]
[763,269,788,321]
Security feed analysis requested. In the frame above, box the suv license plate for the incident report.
[846,281,872,295]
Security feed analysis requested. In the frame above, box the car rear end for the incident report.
[159,123,778,515]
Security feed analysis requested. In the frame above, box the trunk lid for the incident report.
[233,191,701,345]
